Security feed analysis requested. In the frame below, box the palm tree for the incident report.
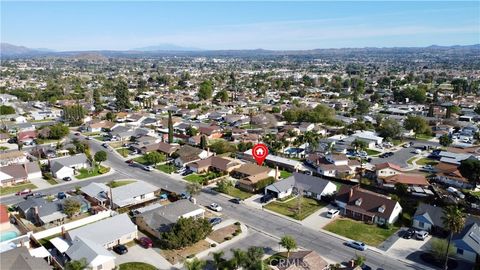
[210,251,225,270]
[441,205,465,269]
[184,257,206,270]
[229,248,246,269]
[304,131,320,153]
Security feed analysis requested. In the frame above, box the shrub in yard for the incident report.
[186,255,194,259]
[160,217,212,249]
[210,243,217,247]
[235,229,242,234]
[224,236,232,241]
[98,166,110,174]
[234,221,240,226]
[232,232,238,237]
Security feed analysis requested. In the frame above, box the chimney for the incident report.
[61,226,66,237]
[207,147,210,156]
[275,166,279,180]
[349,260,355,268]
[349,188,354,200]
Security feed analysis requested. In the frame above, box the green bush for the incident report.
[210,243,217,248]
[232,232,238,237]
[98,166,110,174]
[234,221,240,226]
[224,236,232,241]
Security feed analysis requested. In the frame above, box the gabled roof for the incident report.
[453,222,480,254]
[50,153,88,168]
[277,250,328,270]
[375,162,402,172]
[66,236,115,267]
[0,247,51,270]
[383,174,429,186]
[233,163,271,176]
[137,200,203,232]
[175,145,204,158]
[267,173,335,196]
[413,203,445,228]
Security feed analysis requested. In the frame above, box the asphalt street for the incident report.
[0,133,435,270]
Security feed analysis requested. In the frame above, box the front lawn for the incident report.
[416,134,434,141]
[93,136,107,141]
[184,171,222,184]
[416,158,438,166]
[407,157,416,165]
[107,180,136,188]
[280,170,292,179]
[76,165,110,179]
[119,262,156,270]
[366,149,381,156]
[116,148,129,158]
[0,183,37,196]
[133,156,149,165]
[215,186,253,200]
[265,197,326,220]
[324,218,400,246]
[156,164,176,174]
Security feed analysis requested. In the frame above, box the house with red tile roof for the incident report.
[375,162,402,178]
[0,204,11,231]
[381,173,429,188]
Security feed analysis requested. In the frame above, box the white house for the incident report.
[265,173,337,200]
[81,181,158,208]
[49,154,90,179]
[351,131,383,148]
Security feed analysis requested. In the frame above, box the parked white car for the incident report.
[143,165,153,171]
[416,230,429,240]
[209,203,223,212]
[326,209,340,219]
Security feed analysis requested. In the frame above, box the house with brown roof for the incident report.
[231,163,276,192]
[174,145,210,167]
[434,162,473,189]
[0,133,9,143]
[157,142,179,156]
[0,162,41,187]
[85,120,115,133]
[375,162,402,178]
[0,150,27,166]
[335,185,402,225]
[198,126,223,139]
[381,173,429,188]
[187,156,242,174]
[17,130,37,144]
[0,204,11,231]
[272,250,329,270]
[307,153,360,179]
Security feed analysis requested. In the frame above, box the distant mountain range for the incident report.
[1,42,479,58]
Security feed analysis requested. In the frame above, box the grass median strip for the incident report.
[264,197,326,220]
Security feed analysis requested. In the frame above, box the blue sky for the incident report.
[2,1,479,51]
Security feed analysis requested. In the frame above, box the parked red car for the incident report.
[139,237,153,249]
[15,189,32,196]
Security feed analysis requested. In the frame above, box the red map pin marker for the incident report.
[252,144,268,166]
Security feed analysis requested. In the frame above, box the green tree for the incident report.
[215,90,229,102]
[144,151,165,166]
[94,150,107,166]
[63,198,82,217]
[186,126,198,136]
[93,88,102,112]
[209,140,237,155]
[441,206,465,269]
[279,235,297,258]
[351,139,368,151]
[198,80,213,100]
[210,251,226,270]
[187,182,202,196]
[200,135,207,150]
[376,118,402,139]
[395,182,408,196]
[105,111,116,121]
[63,105,86,126]
[439,134,453,147]
[168,111,174,144]
[65,258,87,270]
[243,246,265,270]
[229,248,246,269]
[48,124,70,139]
[458,158,480,185]
[355,99,371,115]
[114,80,131,110]
[184,257,206,270]
[0,105,15,115]
[160,217,212,249]
[403,115,430,137]
[353,254,366,267]
[430,238,455,262]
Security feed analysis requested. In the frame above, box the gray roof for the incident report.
[16,195,90,223]
[267,173,335,195]
[413,203,445,228]
[80,182,109,202]
[67,213,137,247]
[50,153,88,170]
[137,200,202,232]
[453,222,480,254]
[66,236,115,265]
[111,181,158,207]
[0,247,51,270]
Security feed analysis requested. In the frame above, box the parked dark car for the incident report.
[63,177,72,181]
[260,193,275,203]
[25,192,45,200]
[230,198,243,204]
[126,159,134,164]
[57,192,67,199]
[102,143,108,148]
[113,244,128,254]
[402,228,416,239]
[209,217,223,226]
[16,189,32,196]
[139,237,153,249]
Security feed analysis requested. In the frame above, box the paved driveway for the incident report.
[370,146,419,168]
[386,234,432,260]
[115,244,172,269]
[301,204,337,230]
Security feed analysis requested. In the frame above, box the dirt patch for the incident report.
[208,224,241,244]
[160,240,210,265]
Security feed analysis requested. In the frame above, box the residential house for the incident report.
[125,113,147,127]
[17,130,37,145]
[0,150,27,166]
[299,122,315,132]
[244,149,306,172]
[187,135,202,146]
[307,153,360,179]
[157,142,180,156]
[81,181,158,208]
[187,156,242,174]
[452,216,480,263]
[135,200,205,239]
[380,173,429,189]
[198,125,223,139]
[351,131,383,148]
[0,132,9,143]
[335,185,402,225]
[49,154,90,179]
[0,204,11,231]
[66,236,116,270]
[0,247,51,270]
[16,195,90,226]
[66,213,138,249]
[375,162,403,178]
[272,250,329,270]
[231,163,276,192]
[174,145,210,167]
[130,135,161,154]
[265,173,337,200]
[412,203,446,234]
[434,162,473,189]
[84,120,115,133]
[0,162,42,186]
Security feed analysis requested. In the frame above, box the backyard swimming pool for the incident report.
[0,231,18,242]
